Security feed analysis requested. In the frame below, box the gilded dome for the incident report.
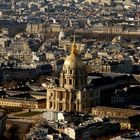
[63,40,84,68]
[64,54,83,68]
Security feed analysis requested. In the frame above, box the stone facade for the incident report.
[46,40,99,112]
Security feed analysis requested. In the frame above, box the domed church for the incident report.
[46,39,99,112]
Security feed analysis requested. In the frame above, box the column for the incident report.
[57,103,59,111]
[63,103,66,111]
[54,102,55,110]
[69,93,72,111]
[76,100,79,112]
[69,103,72,111]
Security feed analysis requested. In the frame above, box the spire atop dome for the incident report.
[71,35,78,55]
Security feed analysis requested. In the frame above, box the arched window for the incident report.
[83,94,85,99]
[69,79,72,85]
[49,102,52,109]
[64,79,66,84]
[75,79,78,86]
[70,70,72,74]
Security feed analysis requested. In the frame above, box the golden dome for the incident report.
[64,54,83,68]
[63,39,84,68]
